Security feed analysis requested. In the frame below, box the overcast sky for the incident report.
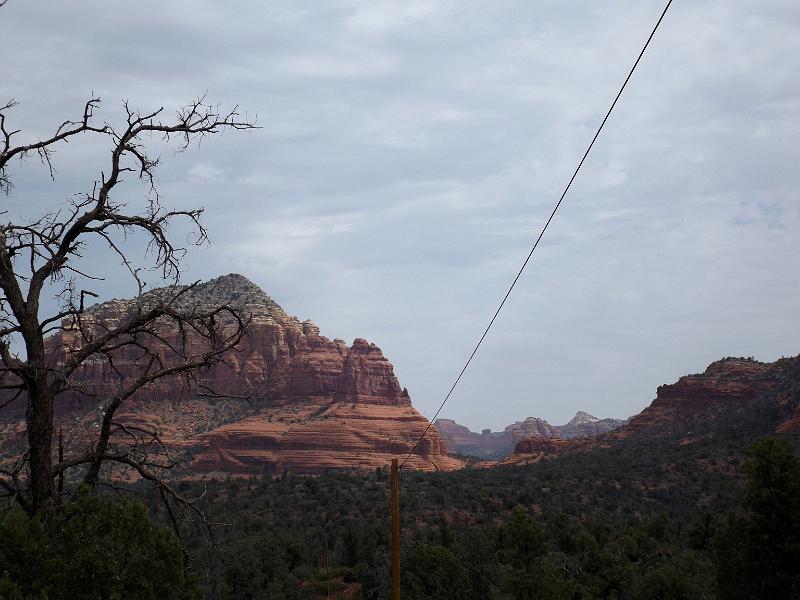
[2,0,798,431]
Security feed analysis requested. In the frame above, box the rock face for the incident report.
[192,402,454,475]
[507,417,559,440]
[50,275,413,410]
[435,412,624,459]
[0,274,462,475]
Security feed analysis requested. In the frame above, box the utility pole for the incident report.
[57,427,64,496]
[391,458,400,600]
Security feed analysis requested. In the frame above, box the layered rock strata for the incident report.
[192,402,458,475]
[0,274,462,475]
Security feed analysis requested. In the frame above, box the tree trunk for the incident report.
[25,338,56,520]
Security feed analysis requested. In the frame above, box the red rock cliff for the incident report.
[50,275,412,410]
[616,358,780,436]
[1,274,461,475]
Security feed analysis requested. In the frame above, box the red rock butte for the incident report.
[0,274,463,475]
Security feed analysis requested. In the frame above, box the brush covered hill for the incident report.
[0,274,461,475]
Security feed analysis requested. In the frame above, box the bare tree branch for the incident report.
[0,96,257,519]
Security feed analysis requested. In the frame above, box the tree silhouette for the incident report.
[0,95,255,521]
[715,437,800,598]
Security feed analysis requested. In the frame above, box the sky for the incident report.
[1,0,798,431]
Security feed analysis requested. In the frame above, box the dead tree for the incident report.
[0,95,256,521]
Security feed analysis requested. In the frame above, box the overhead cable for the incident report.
[401,0,674,468]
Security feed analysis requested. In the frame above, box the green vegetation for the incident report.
[154,427,797,598]
[714,437,800,599]
[0,493,200,600]
[2,358,798,598]
[177,364,800,598]
[2,432,798,598]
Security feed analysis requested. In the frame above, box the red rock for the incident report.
[192,402,460,475]
[613,357,780,437]
[0,274,462,474]
[776,406,800,433]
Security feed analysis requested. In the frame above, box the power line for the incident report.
[401,0,674,469]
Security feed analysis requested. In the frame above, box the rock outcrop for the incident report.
[0,274,462,475]
[501,437,592,466]
[507,417,559,440]
[50,275,413,410]
[192,402,457,475]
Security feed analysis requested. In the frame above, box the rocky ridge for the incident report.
[508,355,800,465]
[501,437,593,467]
[610,357,786,438]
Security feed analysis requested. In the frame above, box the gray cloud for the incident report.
[2,0,798,430]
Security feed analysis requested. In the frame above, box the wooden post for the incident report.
[57,426,64,495]
[391,458,400,600]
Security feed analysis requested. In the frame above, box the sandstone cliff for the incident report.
[0,274,462,475]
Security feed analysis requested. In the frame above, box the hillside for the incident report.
[506,355,800,466]
[165,353,800,598]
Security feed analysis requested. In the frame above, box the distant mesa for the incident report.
[434,411,626,459]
